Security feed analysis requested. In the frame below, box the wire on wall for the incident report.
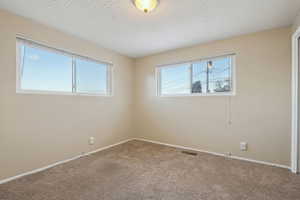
[227,96,232,125]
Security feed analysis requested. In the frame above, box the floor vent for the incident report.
[181,151,198,156]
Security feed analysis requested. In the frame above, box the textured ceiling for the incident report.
[0,0,300,58]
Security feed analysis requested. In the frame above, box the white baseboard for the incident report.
[133,138,291,170]
[83,139,132,156]
[0,138,132,185]
[0,137,291,185]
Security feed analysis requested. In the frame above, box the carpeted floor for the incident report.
[1,140,300,200]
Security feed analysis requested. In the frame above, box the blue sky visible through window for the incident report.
[160,56,232,95]
[21,45,72,92]
[76,58,107,93]
[20,44,108,94]
[161,64,191,95]
[20,42,230,95]
[208,57,231,93]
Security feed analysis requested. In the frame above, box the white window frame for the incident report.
[16,37,113,97]
[156,54,236,97]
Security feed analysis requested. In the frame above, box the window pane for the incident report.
[20,45,72,92]
[192,61,207,93]
[207,57,232,93]
[158,55,233,96]
[76,58,108,94]
[160,64,190,95]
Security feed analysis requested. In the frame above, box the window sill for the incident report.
[158,92,235,97]
[16,89,113,97]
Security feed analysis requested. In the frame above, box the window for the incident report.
[160,63,191,95]
[157,55,235,96]
[16,38,113,96]
[75,58,109,94]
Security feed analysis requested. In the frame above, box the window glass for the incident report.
[192,61,207,94]
[207,57,232,93]
[76,58,108,94]
[158,55,234,96]
[160,64,191,95]
[20,45,72,92]
[17,38,112,96]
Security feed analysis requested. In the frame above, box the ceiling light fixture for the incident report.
[133,0,159,13]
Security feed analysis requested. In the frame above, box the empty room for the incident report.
[1,0,300,199]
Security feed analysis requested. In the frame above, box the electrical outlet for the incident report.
[240,142,248,151]
[89,137,95,145]
[226,152,232,157]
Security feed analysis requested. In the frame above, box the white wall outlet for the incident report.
[89,137,95,145]
[226,152,232,157]
[240,142,248,151]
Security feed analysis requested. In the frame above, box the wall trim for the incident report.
[0,139,132,185]
[133,138,290,170]
[291,26,300,174]
[0,137,292,185]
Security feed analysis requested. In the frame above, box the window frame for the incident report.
[156,54,236,97]
[16,37,113,97]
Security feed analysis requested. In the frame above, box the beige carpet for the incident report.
[1,140,300,200]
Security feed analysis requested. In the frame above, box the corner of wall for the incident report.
[292,12,300,33]
[131,58,139,139]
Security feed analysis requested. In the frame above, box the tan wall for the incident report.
[134,27,292,166]
[0,10,134,180]
[0,8,294,180]
[293,12,300,33]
